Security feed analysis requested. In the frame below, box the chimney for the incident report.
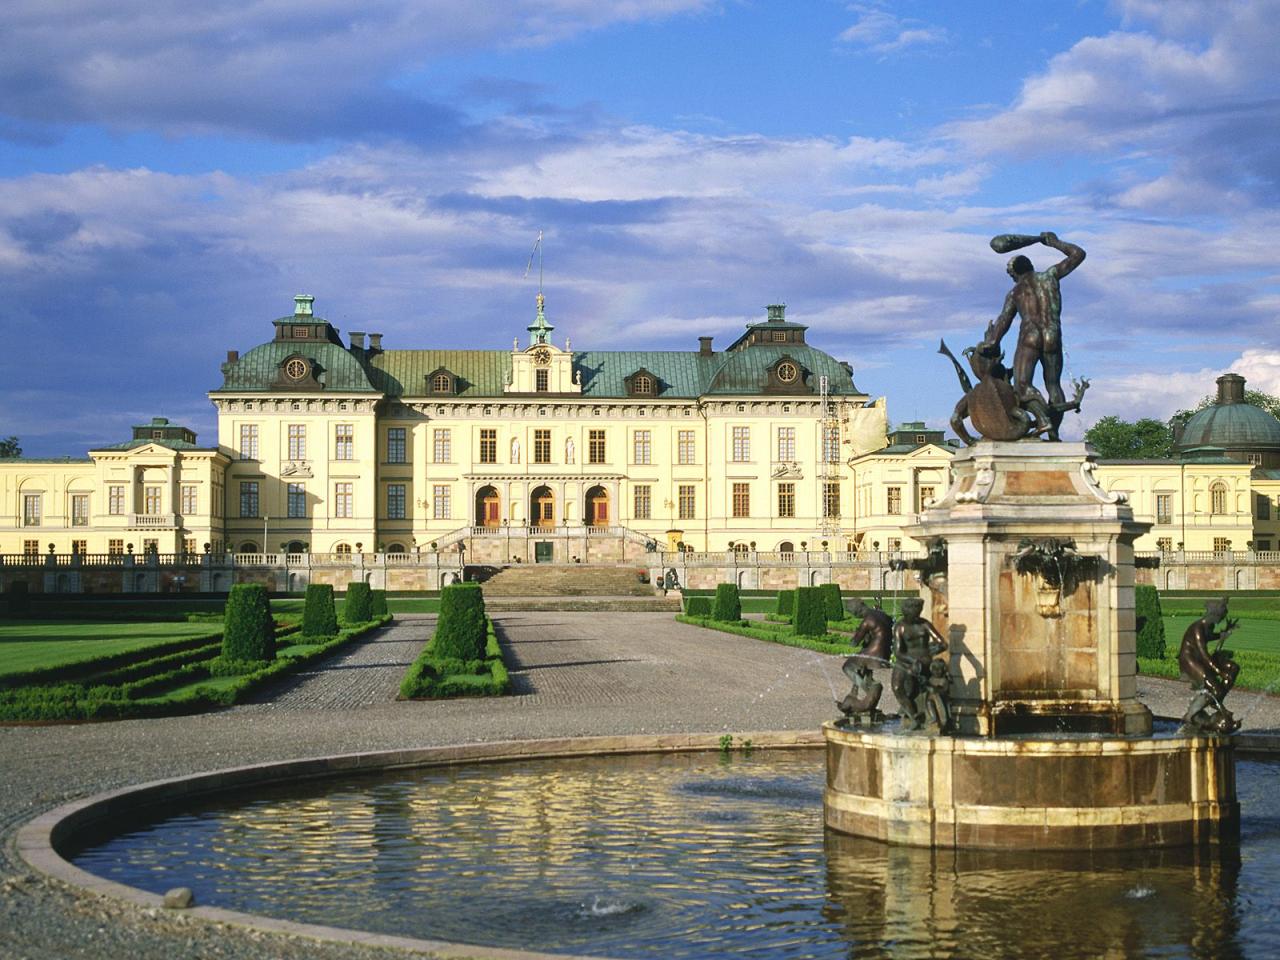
[293,294,314,317]
[368,333,382,352]
[1217,373,1245,405]
[767,304,786,323]
[699,336,714,356]
[349,331,366,351]
[226,350,239,364]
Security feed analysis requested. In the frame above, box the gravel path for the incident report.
[1,612,1277,960]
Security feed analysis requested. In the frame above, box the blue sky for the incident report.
[2,0,1278,455]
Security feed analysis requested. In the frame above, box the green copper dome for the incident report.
[1175,374,1280,453]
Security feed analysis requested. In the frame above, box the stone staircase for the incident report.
[478,564,680,611]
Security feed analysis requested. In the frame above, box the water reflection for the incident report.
[69,752,1276,959]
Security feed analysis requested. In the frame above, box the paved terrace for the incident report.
[2,613,1278,960]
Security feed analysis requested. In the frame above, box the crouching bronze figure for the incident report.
[1178,598,1241,735]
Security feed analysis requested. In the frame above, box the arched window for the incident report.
[1210,481,1228,515]
[334,542,352,555]
[432,373,451,393]
[633,374,652,394]
[386,542,407,554]
[239,541,259,554]
[733,542,750,556]
[778,540,794,556]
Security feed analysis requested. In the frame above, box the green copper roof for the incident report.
[216,340,378,393]
[90,438,214,452]
[369,350,513,397]
[1176,403,1280,452]
[706,345,858,395]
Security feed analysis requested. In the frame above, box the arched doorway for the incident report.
[530,485,555,528]
[334,543,352,556]
[475,485,501,527]
[585,485,609,526]
[385,542,406,554]
[778,540,794,556]
[285,540,306,554]
[239,541,259,554]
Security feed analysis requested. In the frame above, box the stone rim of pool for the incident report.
[17,730,825,960]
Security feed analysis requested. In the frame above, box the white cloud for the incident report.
[837,7,947,54]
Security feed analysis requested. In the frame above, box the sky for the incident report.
[2,0,1278,456]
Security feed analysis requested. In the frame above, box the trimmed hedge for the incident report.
[343,582,373,624]
[775,589,795,617]
[370,589,389,618]
[399,620,510,699]
[302,584,339,637]
[712,583,742,622]
[818,583,845,621]
[433,583,488,661]
[685,595,713,617]
[1135,584,1166,659]
[793,586,827,637]
[222,585,275,662]
[675,615,849,654]
[4,581,30,619]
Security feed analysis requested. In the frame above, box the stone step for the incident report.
[480,564,654,597]
[484,596,681,612]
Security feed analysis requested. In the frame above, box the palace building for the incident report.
[4,293,1280,584]
[1,295,902,564]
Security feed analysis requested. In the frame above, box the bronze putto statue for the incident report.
[1178,598,1241,735]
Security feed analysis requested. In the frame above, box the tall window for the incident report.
[1210,482,1227,515]
[678,430,696,464]
[589,429,606,464]
[823,482,841,519]
[732,482,750,518]
[431,428,450,463]
[71,494,89,526]
[777,426,795,461]
[334,424,354,461]
[287,424,306,460]
[334,482,353,518]
[433,484,451,520]
[535,369,549,392]
[287,483,306,518]
[182,537,196,555]
[387,483,406,520]
[732,426,750,462]
[180,485,197,515]
[633,485,652,520]
[1248,453,1263,466]
[534,429,551,464]
[887,486,902,515]
[822,424,840,462]
[108,485,125,515]
[143,485,162,515]
[678,484,696,520]
[1257,494,1271,521]
[239,424,259,460]
[633,430,651,464]
[479,428,497,464]
[1156,493,1172,524]
[22,494,40,526]
[239,481,259,518]
[917,486,936,512]
[777,483,795,518]
[387,427,406,463]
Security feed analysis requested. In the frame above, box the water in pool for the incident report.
[71,750,1280,959]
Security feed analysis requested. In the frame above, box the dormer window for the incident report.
[771,330,786,342]
[916,434,927,444]
[624,368,659,398]
[432,373,451,393]
[634,374,652,394]
[426,367,457,396]
[292,325,310,338]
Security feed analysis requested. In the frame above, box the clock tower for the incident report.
[506,293,581,394]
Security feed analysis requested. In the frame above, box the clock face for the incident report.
[532,347,552,366]
[776,361,798,384]
[285,358,309,381]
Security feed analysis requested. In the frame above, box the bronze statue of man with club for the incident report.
[982,231,1087,441]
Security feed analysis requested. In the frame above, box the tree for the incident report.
[0,436,20,458]
[1084,416,1173,459]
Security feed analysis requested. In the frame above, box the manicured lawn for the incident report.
[1161,616,1280,655]
[0,621,221,678]
[387,597,441,614]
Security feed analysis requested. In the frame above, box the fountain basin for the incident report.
[824,723,1238,849]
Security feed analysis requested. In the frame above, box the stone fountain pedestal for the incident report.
[824,442,1239,849]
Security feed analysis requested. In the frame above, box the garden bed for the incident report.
[399,619,509,699]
